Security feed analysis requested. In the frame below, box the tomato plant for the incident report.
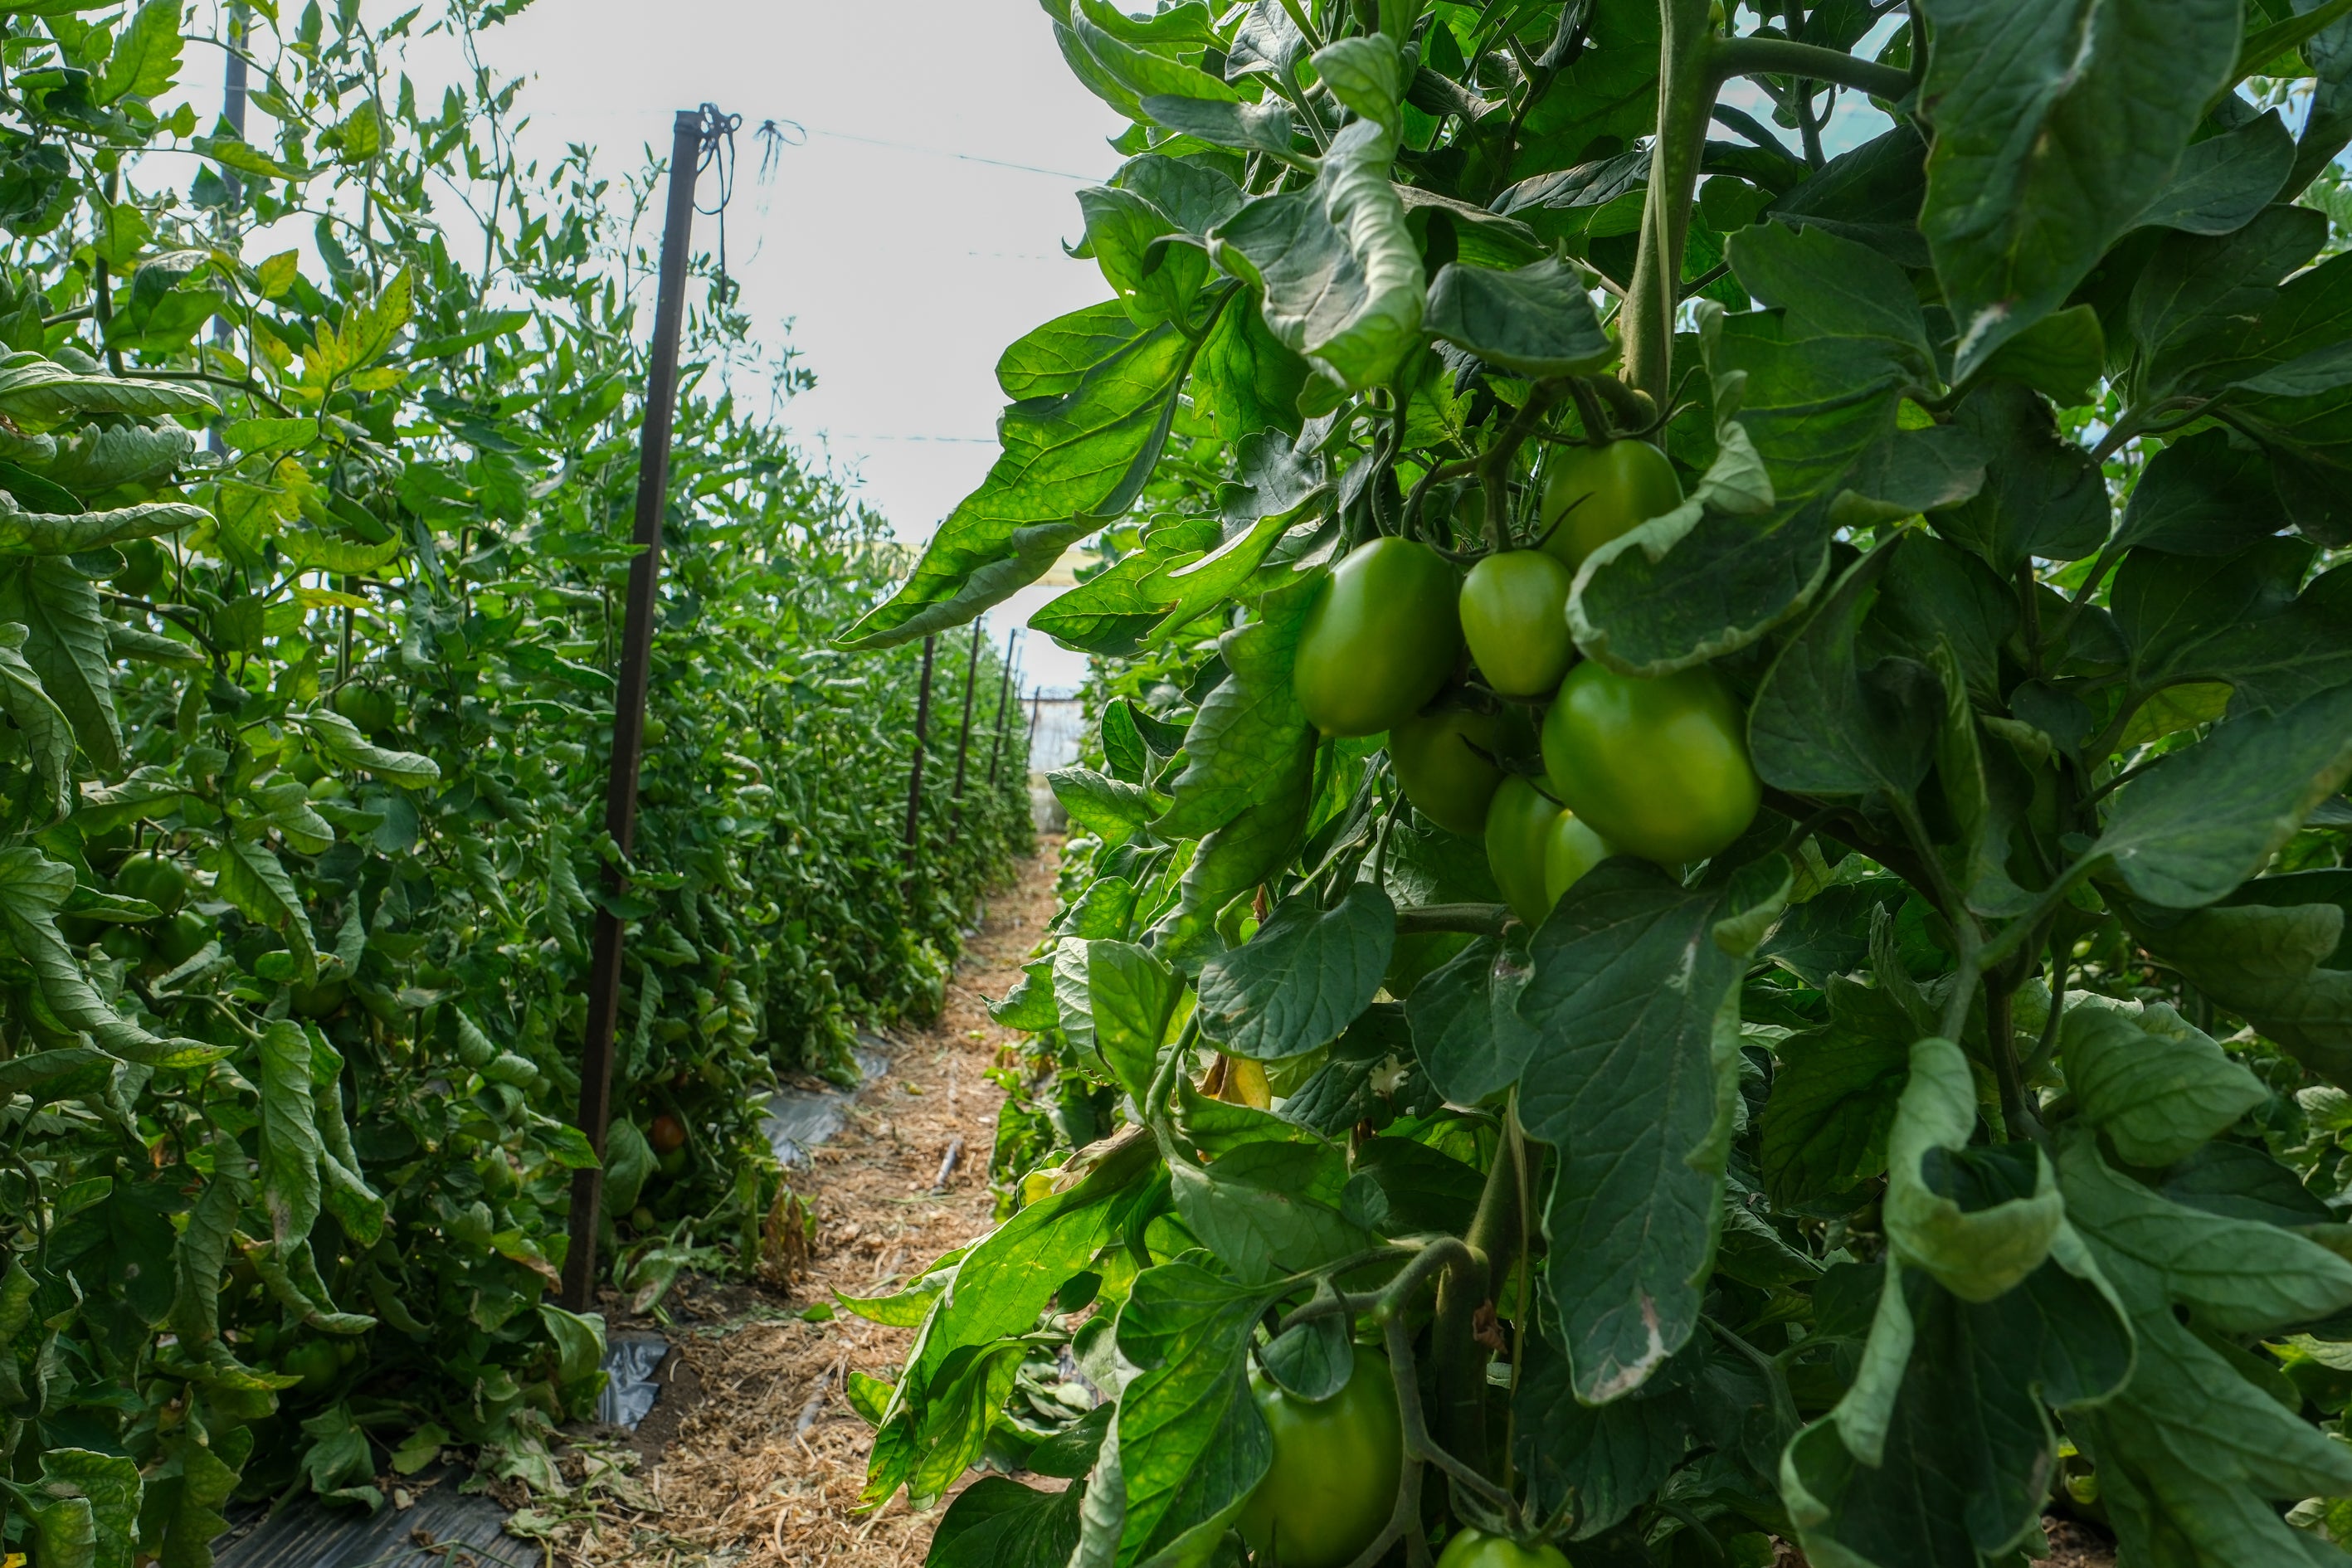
[0,0,1035,1556]
[846,2,2352,1567]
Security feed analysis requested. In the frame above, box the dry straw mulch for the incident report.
[539,840,1064,1568]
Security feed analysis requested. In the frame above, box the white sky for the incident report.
[479,0,1126,694]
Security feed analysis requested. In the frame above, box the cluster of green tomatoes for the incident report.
[1297,438,1762,920]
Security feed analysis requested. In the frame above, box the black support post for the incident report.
[562,109,706,1313]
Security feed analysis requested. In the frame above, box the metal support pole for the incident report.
[986,629,1016,787]
[1029,686,1043,747]
[948,621,982,826]
[562,109,706,1313]
[903,635,937,873]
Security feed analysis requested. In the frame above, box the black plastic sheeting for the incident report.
[763,1036,891,1166]
[598,1332,673,1429]
[211,1468,519,1568]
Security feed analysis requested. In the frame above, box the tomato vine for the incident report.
[848,1,2352,1566]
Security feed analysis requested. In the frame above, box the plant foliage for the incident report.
[0,0,1031,1559]
[848,0,2352,1564]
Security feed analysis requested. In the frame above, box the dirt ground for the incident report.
[538,839,1063,1568]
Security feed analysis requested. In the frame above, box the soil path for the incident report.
[552,838,1061,1568]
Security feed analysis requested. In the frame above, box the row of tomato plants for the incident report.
[0,0,1031,1561]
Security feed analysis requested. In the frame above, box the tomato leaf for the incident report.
[1517,857,1790,1402]
[1196,884,1394,1061]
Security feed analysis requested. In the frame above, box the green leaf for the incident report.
[1517,857,1790,1401]
[96,0,181,102]
[202,837,319,983]
[1195,884,1395,1061]
[1882,1038,2062,1299]
[2109,426,2292,560]
[1049,767,1161,847]
[1108,1264,1273,1566]
[1071,2,1238,105]
[1917,0,2240,377]
[1783,1249,2134,1567]
[0,355,216,426]
[0,494,206,558]
[928,1477,1088,1568]
[1514,1330,1696,1539]
[2062,1134,2352,1567]
[0,624,73,820]
[1925,381,2108,574]
[2111,543,2352,717]
[256,1018,322,1249]
[1155,577,1318,841]
[902,1133,1162,1402]
[1211,119,1424,394]
[2136,110,2295,235]
[297,708,440,788]
[839,321,1194,649]
[0,554,119,769]
[2125,880,2352,1086]
[144,1424,251,1568]
[1759,976,1915,1205]
[1311,34,1406,135]
[1078,186,1214,329]
[1258,1309,1352,1401]
[1407,932,1539,1108]
[2130,205,2329,400]
[0,847,216,1066]
[2063,1001,2266,1166]
[1726,220,1931,363]
[2095,681,2352,907]
[1751,541,1942,803]
[1976,303,2105,407]
[1421,257,1613,377]
[1087,939,1180,1105]
[1168,1137,1374,1282]
[1140,95,1306,165]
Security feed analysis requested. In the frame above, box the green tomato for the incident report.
[282,1338,343,1398]
[1542,811,1614,908]
[1436,1529,1573,1568]
[1239,1350,1404,1568]
[1459,551,1575,697]
[1293,538,1463,738]
[1483,774,1562,928]
[113,851,187,917]
[1390,708,1508,836]
[1541,663,1760,866]
[100,925,152,967]
[333,682,398,734]
[1539,441,1682,569]
[111,536,168,598]
[655,1145,689,1179]
[291,979,348,1019]
[155,909,211,967]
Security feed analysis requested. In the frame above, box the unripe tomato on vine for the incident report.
[1293,537,1462,738]
[1238,1350,1404,1568]
[1541,663,1760,866]
[1539,440,1682,570]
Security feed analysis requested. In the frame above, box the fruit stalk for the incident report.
[1429,1115,1524,1477]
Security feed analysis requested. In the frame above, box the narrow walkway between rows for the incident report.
[552,840,1064,1567]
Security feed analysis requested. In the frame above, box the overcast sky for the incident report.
[475,0,1127,693]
